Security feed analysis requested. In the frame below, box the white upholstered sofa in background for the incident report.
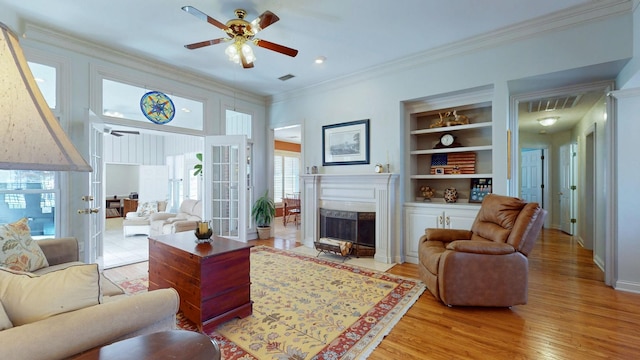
[122,200,167,237]
[149,199,202,236]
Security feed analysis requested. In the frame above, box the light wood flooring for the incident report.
[105,229,640,359]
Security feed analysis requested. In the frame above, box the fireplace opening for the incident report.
[319,208,375,257]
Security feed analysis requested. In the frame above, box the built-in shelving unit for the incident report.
[402,87,494,264]
[406,89,493,203]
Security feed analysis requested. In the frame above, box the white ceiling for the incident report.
[3,0,596,97]
[2,0,621,138]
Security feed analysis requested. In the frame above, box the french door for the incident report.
[204,135,252,241]
[85,111,105,265]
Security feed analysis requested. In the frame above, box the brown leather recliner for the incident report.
[418,194,547,307]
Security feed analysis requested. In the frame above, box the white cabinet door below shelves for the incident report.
[443,208,477,229]
[405,207,440,264]
[404,204,479,264]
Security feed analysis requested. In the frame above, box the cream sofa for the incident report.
[149,199,202,236]
[0,237,179,360]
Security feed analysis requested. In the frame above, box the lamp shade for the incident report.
[0,22,92,171]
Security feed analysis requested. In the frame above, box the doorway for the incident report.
[101,127,203,268]
[511,80,613,283]
[273,125,302,244]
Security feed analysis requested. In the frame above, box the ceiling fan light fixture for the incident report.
[225,43,240,63]
[537,116,559,126]
[241,43,255,63]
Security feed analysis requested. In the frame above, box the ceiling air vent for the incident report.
[527,94,582,113]
[278,74,295,81]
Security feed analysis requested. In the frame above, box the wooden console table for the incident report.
[148,232,253,332]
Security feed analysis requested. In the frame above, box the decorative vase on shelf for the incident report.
[444,188,458,203]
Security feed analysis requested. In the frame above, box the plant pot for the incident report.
[257,226,271,239]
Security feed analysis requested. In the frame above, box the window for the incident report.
[102,79,204,130]
[274,151,300,203]
[1,62,61,238]
[28,62,57,109]
[0,170,57,237]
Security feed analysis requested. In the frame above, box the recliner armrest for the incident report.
[425,228,473,242]
[446,240,515,255]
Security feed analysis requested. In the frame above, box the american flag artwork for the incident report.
[430,152,476,174]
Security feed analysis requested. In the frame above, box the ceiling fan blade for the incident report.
[254,39,298,57]
[184,38,228,50]
[111,130,140,137]
[250,11,280,33]
[182,6,229,31]
[241,52,255,69]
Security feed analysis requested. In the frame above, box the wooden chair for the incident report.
[283,193,301,228]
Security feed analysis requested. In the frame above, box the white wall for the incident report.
[571,96,608,264]
[611,0,640,294]
[268,8,632,266]
[105,164,139,197]
[104,133,165,165]
[611,87,640,292]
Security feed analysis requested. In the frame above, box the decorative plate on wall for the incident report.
[140,91,175,124]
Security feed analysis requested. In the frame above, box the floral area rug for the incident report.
[116,246,425,360]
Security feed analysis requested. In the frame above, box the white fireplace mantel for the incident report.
[300,173,399,263]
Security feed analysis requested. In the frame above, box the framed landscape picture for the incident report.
[322,119,370,166]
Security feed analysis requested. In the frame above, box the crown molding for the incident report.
[268,0,632,105]
[21,22,267,105]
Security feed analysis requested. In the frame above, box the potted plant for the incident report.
[193,152,203,176]
[252,190,276,239]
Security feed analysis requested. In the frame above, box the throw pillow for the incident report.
[0,218,49,272]
[0,264,101,326]
[137,201,158,217]
[0,300,13,330]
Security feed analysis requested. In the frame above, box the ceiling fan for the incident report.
[107,129,140,137]
[182,6,298,68]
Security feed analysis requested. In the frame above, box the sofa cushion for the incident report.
[0,264,101,326]
[34,261,125,297]
[137,201,159,217]
[0,300,13,330]
[0,218,49,272]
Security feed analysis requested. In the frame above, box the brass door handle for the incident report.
[78,208,99,214]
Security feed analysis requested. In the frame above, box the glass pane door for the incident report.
[205,136,249,241]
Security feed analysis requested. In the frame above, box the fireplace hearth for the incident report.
[319,208,375,257]
[300,173,399,264]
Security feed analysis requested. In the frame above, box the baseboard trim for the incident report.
[614,280,640,294]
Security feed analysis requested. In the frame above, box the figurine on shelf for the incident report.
[451,110,469,125]
[430,111,450,128]
[420,185,434,199]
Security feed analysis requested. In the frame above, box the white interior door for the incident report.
[520,149,542,203]
[204,135,251,241]
[85,111,105,266]
[559,143,574,235]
